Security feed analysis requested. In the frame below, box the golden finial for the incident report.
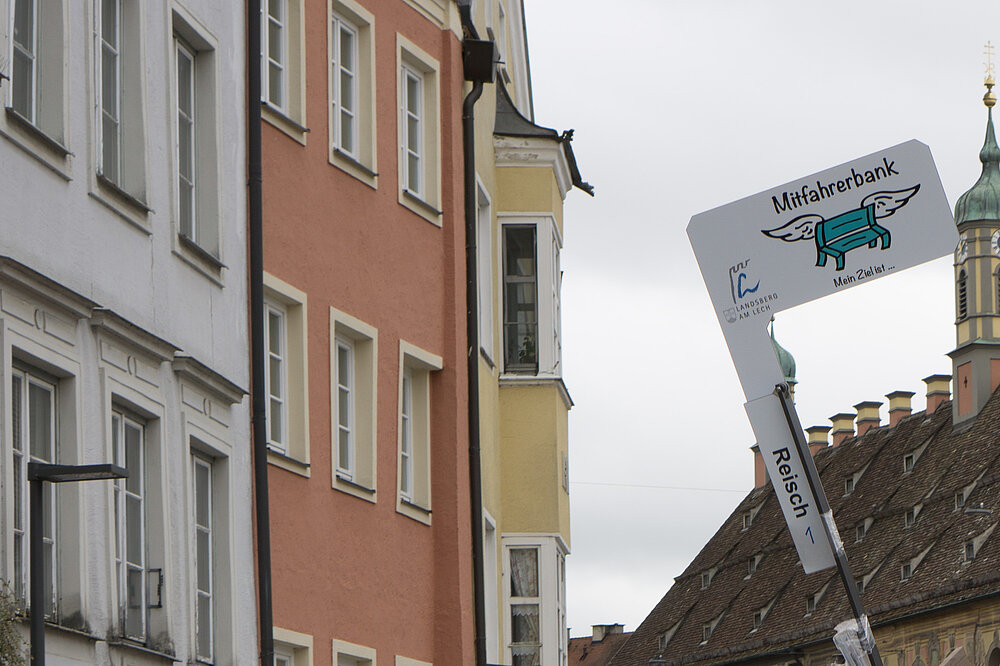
[984,41,996,107]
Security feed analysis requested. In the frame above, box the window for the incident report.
[500,217,563,377]
[477,182,494,361]
[904,506,918,528]
[747,554,762,577]
[263,0,287,110]
[509,547,541,666]
[331,307,377,499]
[856,522,867,542]
[396,341,442,523]
[806,596,817,615]
[955,490,966,510]
[332,639,375,666]
[112,409,146,641]
[752,610,763,630]
[903,453,915,473]
[329,13,358,158]
[95,0,145,202]
[193,455,214,662]
[274,627,313,666]
[958,270,968,320]
[172,12,222,262]
[334,336,355,480]
[11,367,58,616]
[328,0,375,183]
[901,563,912,580]
[964,541,976,562]
[855,577,864,594]
[700,570,712,590]
[742,511,753,530]
[397,35,440,223]
[844,477,854,495]
[8,0,66,145]
[701,623,713,644]
[503,225,537,373]
[264,275,310,472]
[265,302,288,452]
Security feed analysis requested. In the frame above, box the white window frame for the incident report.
[262,0,287,111]
[193,454,214,663]
[10,0,38,123]
[334,335,356,480]
[332,639,375,666]
[396,340,442,523]
[507,546,541,665]
[261,0,306,142]
[329,12,358,158]
[274,627,313,666]
[499,215,563,377]
[327,0,376,184]
[264,274,310,474]
[396,34,440,224]
[10,366,59,617]
[265,301,289,453]
[176,38,197,241]
[331,306,378,500]
[477,180,495,363]
[112,408,147,642]
[97,0,123,185]
[502,535,568,666]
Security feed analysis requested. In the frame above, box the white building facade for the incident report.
[0,0,256,663]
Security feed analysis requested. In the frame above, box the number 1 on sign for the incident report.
[806,526,815,544]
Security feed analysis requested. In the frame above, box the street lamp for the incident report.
[27,462,127,666]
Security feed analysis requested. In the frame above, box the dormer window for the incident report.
[901,563,912,580]
[903,453,915,473]
[964,541,976,562]
[855,577,864,594]
[855,518,872,542]
[844,477,855,495]
[701,571,712,589]
[956,490,966,510]
[746,553,763,578]
[904,506,919,528]
[806,596,817,614]
[702,623,713,643]
[752,610,763,630]
[742,511,753,530]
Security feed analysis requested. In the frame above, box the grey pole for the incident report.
[29,475,44,665]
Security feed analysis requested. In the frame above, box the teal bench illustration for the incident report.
[814,204,890,271]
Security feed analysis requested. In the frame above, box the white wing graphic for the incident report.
[861,185,920,219]
[761,214,823,242]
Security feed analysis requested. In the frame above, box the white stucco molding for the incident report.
[493,135,572,199]
[172,353,247,405]
[0,255,96,320]
[90,307,178,362]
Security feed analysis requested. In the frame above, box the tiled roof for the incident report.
[610,393,1000,666]
[569,631,633,665]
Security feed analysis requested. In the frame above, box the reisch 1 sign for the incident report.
[688,140,956,573]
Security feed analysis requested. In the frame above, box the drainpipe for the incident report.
[457,4,495,664]
[248,0,275,664]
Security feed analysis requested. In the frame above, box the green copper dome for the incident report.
[770,322,797,385]
[955,107,1000,225]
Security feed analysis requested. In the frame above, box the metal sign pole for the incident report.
[773,384,883,666]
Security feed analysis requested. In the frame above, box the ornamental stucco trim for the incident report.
[493,135,572,198]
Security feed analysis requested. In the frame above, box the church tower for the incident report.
[950,65,1000,424]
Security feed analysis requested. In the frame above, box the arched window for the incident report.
[958,269,968,320]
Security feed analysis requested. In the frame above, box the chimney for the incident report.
[751,444,767,488]
[830,413,855,447]
[592,624,624,643]
[923,374,951,414]
[854,401,882,436]
[805,425,831,456]
[886,390,915,427]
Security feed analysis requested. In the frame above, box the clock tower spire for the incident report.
[950,46,1000,423]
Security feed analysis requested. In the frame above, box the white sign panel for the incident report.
[746,394,835,573]
[688,140,956,574]
[688,140,956,400]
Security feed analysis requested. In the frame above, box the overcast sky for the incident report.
[521,0,1000,634]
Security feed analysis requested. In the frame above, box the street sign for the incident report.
[688,140,956,400]
[688,140,956,579]
[746,393,835,573]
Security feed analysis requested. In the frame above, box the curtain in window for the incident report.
[510,548,540,665]
[510,548,538,596]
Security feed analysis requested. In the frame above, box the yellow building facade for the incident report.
[464,2,591,663]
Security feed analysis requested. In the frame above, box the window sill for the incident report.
[400,188,443,226]
[106,638,177,662]
[1,107,72,180]
[333,471,376,503]
[330,147,378,189]
[397,496,432,525]
[267,446,310,478]
[174,233,225,285]
[91,174,153,234]
[261,102,309,145]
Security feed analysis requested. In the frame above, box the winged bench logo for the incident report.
[761,185,920,271]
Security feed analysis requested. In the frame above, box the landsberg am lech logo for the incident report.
[724,259,778,323]
[761,185,920,271]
